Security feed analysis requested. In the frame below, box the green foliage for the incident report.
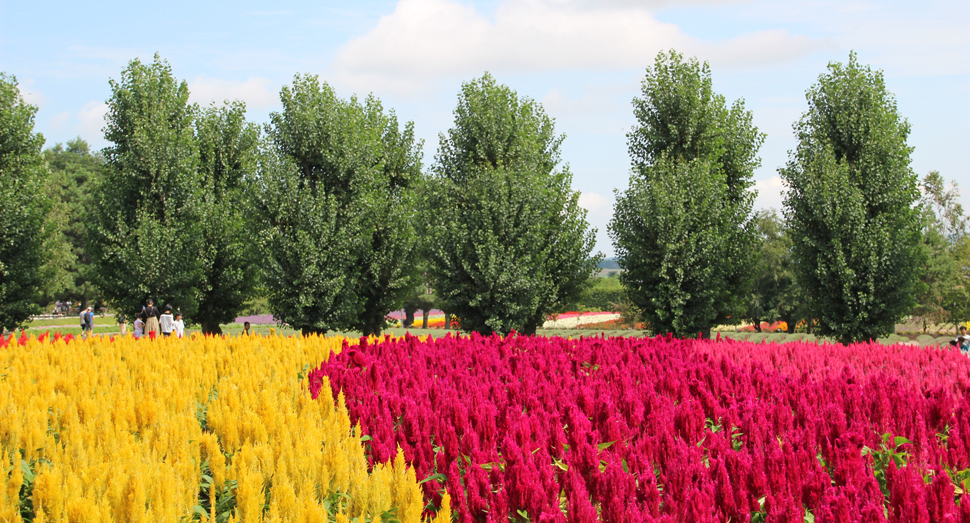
[423,73,601,336]
[626,50,763,207]
[580,276,624,311]
[88,54,204,318]
[41,138,103,306]
[944,237,970,327]
[913,171,966,330]
[0,73,53,331]
[611,51,762,338]
[745,209,804,333]
[194,102,261,334]
[612,158,747,337]
[248,147,358,336]
[559,276,624,312]
[781,52,924,344]
[256,75,423,336]
[862,433,912,502]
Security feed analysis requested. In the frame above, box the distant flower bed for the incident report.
[738,320,788,332]
[548,311,617,320]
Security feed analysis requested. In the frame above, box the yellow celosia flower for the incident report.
[0,333,445,522]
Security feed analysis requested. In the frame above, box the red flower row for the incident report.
[309,334,970,522]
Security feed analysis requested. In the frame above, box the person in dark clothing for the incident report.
[141,299,161,337]
[80,306,94,338]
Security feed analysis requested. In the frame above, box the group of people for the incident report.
[130,299,184,338]
[953,326,970,355]
[79,306,95,338]
[56,300,74,315]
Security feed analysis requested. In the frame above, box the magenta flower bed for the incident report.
[309,334,970,522]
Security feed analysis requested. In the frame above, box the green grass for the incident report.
[26,315,116,327]
[14,317,957,347]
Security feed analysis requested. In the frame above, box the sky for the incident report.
[2,0,968,256]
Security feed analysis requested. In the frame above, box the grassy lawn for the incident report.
[27,315,116,327]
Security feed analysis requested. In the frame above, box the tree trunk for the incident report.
[806,318,814,335]
[786,318,796,334]
[444,312,451,330]
[361,317,382,338]
[700,327,712,340]
[301,326,328,337]
[421,310,428,329]
[753,317,762,333]
[403,308,416,328]
[200,320,222,336]
[521,323,537,336]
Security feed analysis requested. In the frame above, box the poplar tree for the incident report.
[610,50,763,338]
[424,73,600,336]
[255,75,422,336]
[88,55,203,318]
[781,52,923,344]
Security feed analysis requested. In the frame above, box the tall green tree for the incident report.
[915,171,967,331]
[781,52,924,344]
[610,50,763,338]
[945,237,970,328]
[424,73,600,336]
[744,209,806,333]
[0,73,54,330]
[255,75,422,336]
[88,55,203,319]
[42,138,103,306]
[194,102,261,334]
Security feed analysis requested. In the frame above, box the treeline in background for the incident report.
[0,50,962,344]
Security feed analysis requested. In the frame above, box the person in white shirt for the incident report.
[173,313,185,338]
[159,305,175,337]
[133,317,144,338]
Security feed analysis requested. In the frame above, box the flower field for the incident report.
[6,330,970,522]
[0,333,450,523]
[310,333,970,522]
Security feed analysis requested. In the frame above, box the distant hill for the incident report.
[598,258,620,270]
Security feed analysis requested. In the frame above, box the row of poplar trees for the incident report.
[75,54,596,336]
[611,50,924,344]
[0,50,928,343]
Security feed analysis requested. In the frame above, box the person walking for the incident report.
[80,306,94,338]
[133,316,144,338]
[141,299,160,338]
[118,313,128,336]
[159,305,175,337]
[173,312,185,338]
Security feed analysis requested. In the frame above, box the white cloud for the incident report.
[188,76,279,110]
[49,111,72,133]
[578,191,613,218]
[753,175,785,211]
[77,102,109,142]
[333,0,829,95]
[695,29,834,70]
[542,83,635,135]
[17,78,45,108]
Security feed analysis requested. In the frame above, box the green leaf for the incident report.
[597,441,617,452]
[418,473,447,485]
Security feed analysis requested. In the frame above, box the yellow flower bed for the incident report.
[0,333,450,523]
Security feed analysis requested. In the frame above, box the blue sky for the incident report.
[3,0,967,255]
